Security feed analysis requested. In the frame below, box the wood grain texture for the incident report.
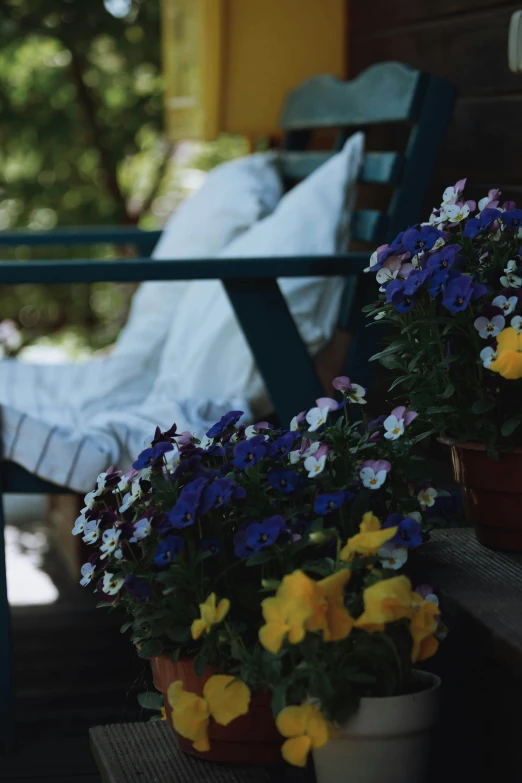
[352,0,517,30]
[351,6,520,98]
[416,529,522,672]
[90,723,272,783]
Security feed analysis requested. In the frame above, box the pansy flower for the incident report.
[305,406,330,432]
[79,561,96,586]
[200,537,221,556]
[492,295,517,316]
[442,275,487,314]
[206,411,244,440]
[270,432,297,461]
[124,574,151,602]
[314,490,350,515]
[463,207,501,238]
[426,244,462,274]
[82,519,101,545]
[303,454,327,478]
[267,468,303,494]
[244,516,287,553]
[377,542,408,571]
[289,411,306,431]
[359,460,391,490]
[232,436,267,469]
[99,528,122,559]
[383,514,423,548]
[500,209,522,230]
[474,314,505,339]
[133,441,174,470]
[402,225,442,254]
[154,535,184,566]
[480,345,497,368]
[102,572,125,596]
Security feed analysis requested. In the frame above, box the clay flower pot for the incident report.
[313,671,440,783]
[445,438,522,550]
[150,655,283,765]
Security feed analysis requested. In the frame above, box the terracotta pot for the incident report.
[447,439,522,550]
[150,655,283,765]
[313,671,440,783]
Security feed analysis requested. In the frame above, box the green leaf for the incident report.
[170,648,181,664]
[194,650,207,677]
[137,639,165,659]
[378,354,406,370]
[471,399,496,415]
[120,621,133,634]
[166,626,191,643]
[137,691,164,711]
[246,549,274,567]
[439,383,455,399]
[426,406,454,415]
[502,418,521,437]
[271,683,287,719]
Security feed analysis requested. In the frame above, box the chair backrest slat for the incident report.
[280,63,427,130]
[278,151,404,187]
[352,210,387,245]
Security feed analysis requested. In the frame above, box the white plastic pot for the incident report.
[313,671,440,783]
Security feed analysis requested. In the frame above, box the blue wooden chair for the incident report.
[0,62,455,753]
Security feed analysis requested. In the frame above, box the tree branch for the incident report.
[132,142,176,220]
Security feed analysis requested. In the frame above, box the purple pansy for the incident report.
[402,225,443,254]
[200,537,221,556]
[426,244,462,274]
[164,495,198,529]
[199,478,236,514]
[244,515,287,553]
[383,514,423,548]
[270,432,298,460]
[500,209,522,230]
[133,441,174,470]
[442,275,487,314]
[206,411,244,440]
[392,288,416,313]
[463,208,501,239]
[124,574,151,602]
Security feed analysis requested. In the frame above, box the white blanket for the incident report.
[0,134,363,493]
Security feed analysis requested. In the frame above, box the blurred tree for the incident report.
[0,0,248,352]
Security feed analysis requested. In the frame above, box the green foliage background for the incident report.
[0,0,247,353]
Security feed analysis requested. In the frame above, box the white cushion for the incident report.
[149,132,364,423]
[114,152,282,361]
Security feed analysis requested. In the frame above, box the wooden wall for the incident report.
[349,0,522,210]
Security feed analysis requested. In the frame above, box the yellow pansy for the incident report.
[191,592,230,640]
[355,574,414,631]
[276,704,330,767]
[259,570,353,651]
[167,680,210,752]
[160,707,167,721]
[340,512,397,560]
[167,675,251,752]
[410,599,440,662]
[259,593,311,654]
[489,327,522,379]
[203,675,251,726]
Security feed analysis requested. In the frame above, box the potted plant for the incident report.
[365,179,522,549]
[74,379,443,780]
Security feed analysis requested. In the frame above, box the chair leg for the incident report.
[0,486,14,754]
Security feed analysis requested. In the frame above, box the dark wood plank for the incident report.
[351,5,521,98]
[352,0,517,30]
[90,723,272,783]
[0,227,160,250]
[0,491,13,756]
[417,529,522,672]
[279,151,404,185]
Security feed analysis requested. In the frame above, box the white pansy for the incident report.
[424,593,440,607]
[100,528,122,559]
[432,237,446,251]
[348,383,367,405]
[360,467,387,490]
[83,490,99,510]
[511,315,522,334]
[479,346,497,369]
[442,186,457,204]
[417,487,438,508]
[79,562,96,587]
[505,260,518,274]
[119,480,143,513]
[376,266,398,285]
[289,450,301,464]
[383,415,405,441]
[102,572,124,596]
[364,248,381,273]
[408,511,423,524]
[304,454,327,478]
[500,272,522,289]
[130,517,152,542]
[290,416,301,432]
[473,314,505,339]
[72,512,87,536]
[374,311,386,321]
[445,203,470,222]
[306,406,329,432]
[378,546,408,571]
[82,520,101,545]
[492,295,517,316]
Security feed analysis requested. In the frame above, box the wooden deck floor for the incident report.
[1,588,153,782]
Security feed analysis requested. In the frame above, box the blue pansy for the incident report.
[244,516,287,553]
[427,493,463,524]
[392,289,416,313]
[463,207,501,239]
[314,490,351,515]
[205,444,226,458]
[385,279,404,303]
[442,275,486,314]
[383,514,422,548]
[233,528,256,559]
[153,535,184,566]
[200,537,221,556]
[270,433,297,460]
[133,441,174,470]
[428,269,452,298]
[426,244,462,274]
[165,494,198,529]
[402,225,442,254]
[199,478,235,514]
[267,468,303,494]
[500,209,522,229]
[206,411,244,440]
[232,435,267,469]
[402,268,430,295]
[124,574,151,602]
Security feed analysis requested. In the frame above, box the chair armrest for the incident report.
[0,227,161,249]
[0,253,370,285]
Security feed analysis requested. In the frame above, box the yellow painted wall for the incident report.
[161,0,347,141]
[221,0,347,137]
